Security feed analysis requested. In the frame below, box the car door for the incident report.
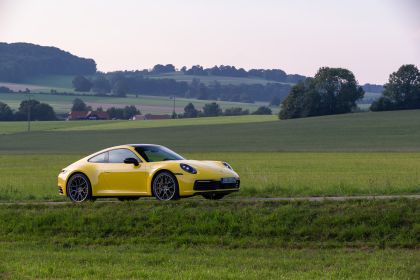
[102,148,148,195]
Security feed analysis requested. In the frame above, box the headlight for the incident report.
[223,162,233,170]
[180,163,197,174]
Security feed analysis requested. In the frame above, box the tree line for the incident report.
[0,43,96,82]
[0,100,57,121]
[278,64,420,119]
[73,74,291,104]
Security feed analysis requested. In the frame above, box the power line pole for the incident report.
[27,90,31,132]
[171,95,176,118]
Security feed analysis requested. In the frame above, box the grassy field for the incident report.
[0,200,418,278]
[0,115,276,134]
[1,244,417,279]
[0,152,419,201]
[146,71,291,85]
[1,110,420,153]
[0,92,268,114]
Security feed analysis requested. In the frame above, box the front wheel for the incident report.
[202,193,225,200]
[152,172,179,201]
[67,173,93,203]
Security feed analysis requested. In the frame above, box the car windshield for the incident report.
[134,145,185,162]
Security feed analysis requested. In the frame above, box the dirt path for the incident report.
[0,194,418,205]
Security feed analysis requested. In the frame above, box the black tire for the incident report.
[118,197,140,202]
[152,171,179,201]
[66,173,93,203]
[202,193,225,200]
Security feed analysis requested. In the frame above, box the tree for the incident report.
[0,86,12,93]
[15,99,56,121]
[279,67,364,119]
[72,76,92,92]
[252,106,272,115]
[0,102,14,121]
[371,64,420,111]
[91,75,111,94]
[71,98,90,111]
[183,103,199,118]
[224,107,249,116]
[123,105,139,119]
[269,96,281,107]
[202,102,222,117]
[112,78,129,97]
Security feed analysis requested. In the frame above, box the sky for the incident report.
[0,0,419,84]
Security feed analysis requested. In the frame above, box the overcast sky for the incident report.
[0,0,419,84]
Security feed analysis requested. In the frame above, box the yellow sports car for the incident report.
[58,144,240,202]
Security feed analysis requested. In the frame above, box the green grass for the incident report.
[21,74,75,89]
[0,115,276,134]
[1,244,417,279]
[1,200,418,248]
[1,110,420,153]
[0,92,267,114]
[0,152,419,201]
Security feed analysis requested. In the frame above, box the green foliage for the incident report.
[0,86,13,93]
[0,102,14,121]
[71,98,91,111]
[72,75,92,92]
[202,102,222,117]
[14,99,56,121]
[0,42,96,82]
[252,106,272,115]
[91,75,111,95]
[223,107,249,116]
[371,64,420,111]
[183,102,199,118]
[106,105,139,119]
[280,67,364,119]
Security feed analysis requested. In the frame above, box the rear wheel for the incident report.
[67,173,93,203]
[202,193,225,200]
[118,197,140,202]
[152,171,179,201]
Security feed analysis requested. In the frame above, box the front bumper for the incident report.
[193,179,240,191]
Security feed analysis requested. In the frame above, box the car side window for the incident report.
[108,149,140,163]
[88,152,108,163]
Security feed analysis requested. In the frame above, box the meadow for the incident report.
[0,115,276,134]
[1,110,420,154]
[0,200,418,278]
[0,109,419,278]
[0,152,419,201]
[0,92,267,114]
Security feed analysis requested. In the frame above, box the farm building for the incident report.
[68,111,110,120]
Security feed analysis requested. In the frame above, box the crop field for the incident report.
[0,92,268,115]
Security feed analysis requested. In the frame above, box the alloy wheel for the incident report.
[68,174,90,202]
[153,172,178,201]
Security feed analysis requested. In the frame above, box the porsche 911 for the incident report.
[57,144,240,202]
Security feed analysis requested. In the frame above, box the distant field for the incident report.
[146,71,291,85]
[1,110,420,153]
[0,115,275,134]
[0,92,269,114]
[1,152,419,201]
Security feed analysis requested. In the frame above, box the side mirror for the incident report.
[124,157,139,166]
